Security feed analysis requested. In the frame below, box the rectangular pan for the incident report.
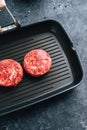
[0,20,83,116]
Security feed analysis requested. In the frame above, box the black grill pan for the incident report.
[0,20,83,116]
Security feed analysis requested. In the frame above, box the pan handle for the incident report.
[0,0,6,9]
[0,0,20,32]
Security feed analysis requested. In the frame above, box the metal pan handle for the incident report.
[0,0,20,32]
[0,0,6,9]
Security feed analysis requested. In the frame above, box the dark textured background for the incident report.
[0,0,87,130]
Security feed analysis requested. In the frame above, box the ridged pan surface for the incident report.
[0,20,82,116]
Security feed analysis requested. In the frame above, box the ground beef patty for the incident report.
[0,59,23,87]
[23,49,52,77]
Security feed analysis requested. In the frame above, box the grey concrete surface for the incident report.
[0,0,87,130]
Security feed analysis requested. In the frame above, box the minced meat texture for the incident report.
[23,49,52,77]
[0,59,23,87]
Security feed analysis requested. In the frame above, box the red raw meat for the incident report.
[0,59,23,87]
[23,49,52,77]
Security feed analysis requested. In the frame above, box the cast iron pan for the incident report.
[0,20,83,116]
[0,1,83,117]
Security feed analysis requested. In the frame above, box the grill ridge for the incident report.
[0,32,73,114]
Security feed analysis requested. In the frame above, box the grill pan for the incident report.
[0,20,83,116]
